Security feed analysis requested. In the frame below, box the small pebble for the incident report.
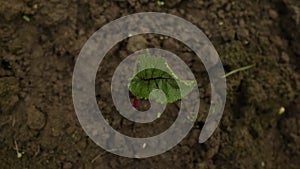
[261,161,265,167]
[33,4,38,9]
[142,143,147,149]
[278,107,285,115]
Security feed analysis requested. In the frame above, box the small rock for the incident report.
[26,105,46,130]
[278,106,285,115]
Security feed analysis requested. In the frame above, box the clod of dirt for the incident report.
[26,105,46,130]
[126,36,148,53]
[289,5,300,55]
[279,0,300,55]
[283,0,300,24]
[165,0,182,8]
[219,41,251,68]
[204,130,220,159]
[221,29,235,42]
[127,0,138,6]
[162,38,181,51]
[236,28,250,40]
[63,162,73,169]
[280,52,290,63]
[103,3,120,21]
[0,77,19,114]
[239,79,267,107]
[268,9,279,19]
[0,0,24,20]
[38,1,72,26]
[198,162,216,169]
[279,99,300,156]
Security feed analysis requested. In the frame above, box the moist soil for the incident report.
[0,0,300,169]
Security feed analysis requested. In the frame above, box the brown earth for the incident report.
[0,0,299,169]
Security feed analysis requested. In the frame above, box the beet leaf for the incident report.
[128,54,196,103]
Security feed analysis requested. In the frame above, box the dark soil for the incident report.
[0,0,299,169]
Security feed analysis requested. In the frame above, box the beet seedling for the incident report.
[14,140,24,159]
[128,54,196,108]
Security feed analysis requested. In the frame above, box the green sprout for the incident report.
[17,151,24,158]
[157,0,165,6]
[14,140,24,159]
[105,118,111,125]
[223,64,256,78]
[159,35,168,40]
[22,15,31,22]
[157,112,162,118]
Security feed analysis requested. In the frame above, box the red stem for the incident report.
[132,96,139,108]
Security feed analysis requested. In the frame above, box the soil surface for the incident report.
[0,0,300,169]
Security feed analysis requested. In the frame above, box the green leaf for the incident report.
[128,54,196,103]
[223,64,256,78]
